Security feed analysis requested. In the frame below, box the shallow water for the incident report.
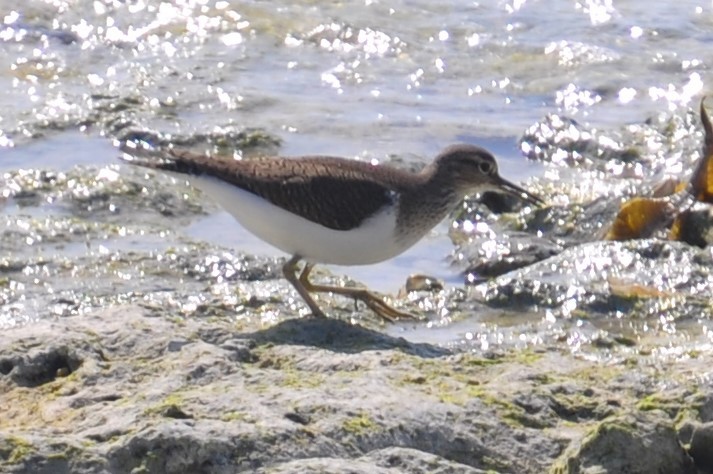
[2,1,713,355]
[2,1,711,150]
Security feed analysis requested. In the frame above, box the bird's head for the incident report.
[430,144,543,206]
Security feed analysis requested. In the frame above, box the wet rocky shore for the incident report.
[2,106,713,473]
[4,1,713,471]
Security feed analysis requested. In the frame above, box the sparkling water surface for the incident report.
[1,1,712,346]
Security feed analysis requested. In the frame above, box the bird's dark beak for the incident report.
[496,175,545,206]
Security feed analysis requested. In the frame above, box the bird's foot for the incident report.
[354,290,421,323]
[285,256,422,323]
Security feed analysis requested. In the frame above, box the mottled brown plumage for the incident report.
[158,149,422,231]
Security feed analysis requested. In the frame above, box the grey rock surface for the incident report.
[0,305,710,473]
[554,412,695,474]
[689,420,713,473]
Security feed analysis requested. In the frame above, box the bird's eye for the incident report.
[478,161,493,174]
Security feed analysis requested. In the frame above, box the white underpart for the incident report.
[183,175,418,265]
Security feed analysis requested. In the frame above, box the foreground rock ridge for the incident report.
[0,306,708,473]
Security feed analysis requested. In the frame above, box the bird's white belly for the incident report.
[184,175,413,265]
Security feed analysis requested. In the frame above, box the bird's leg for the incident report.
[282,255,327,318]
[297,263,419,322]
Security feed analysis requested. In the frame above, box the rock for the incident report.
[472,239,713,322]
[403,274,444,293]
[672,202,713,248]
[552,412,695,474]
[0,305,711,474]
[0,306,552,473]
[455,230,561,283]
[256,446,491,473]
[689,421,713,473]
[0,344,85,388]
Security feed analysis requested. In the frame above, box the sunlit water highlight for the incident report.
[1,1,713,356]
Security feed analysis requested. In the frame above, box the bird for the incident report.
[119,143,543,322]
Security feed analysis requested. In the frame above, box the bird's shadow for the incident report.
[237,317,450,359]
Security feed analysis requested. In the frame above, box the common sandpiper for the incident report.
[120,143,543,322]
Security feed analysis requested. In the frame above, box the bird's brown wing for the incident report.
[124,149,398,231]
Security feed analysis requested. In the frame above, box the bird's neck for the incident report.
[392,167,462,246]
